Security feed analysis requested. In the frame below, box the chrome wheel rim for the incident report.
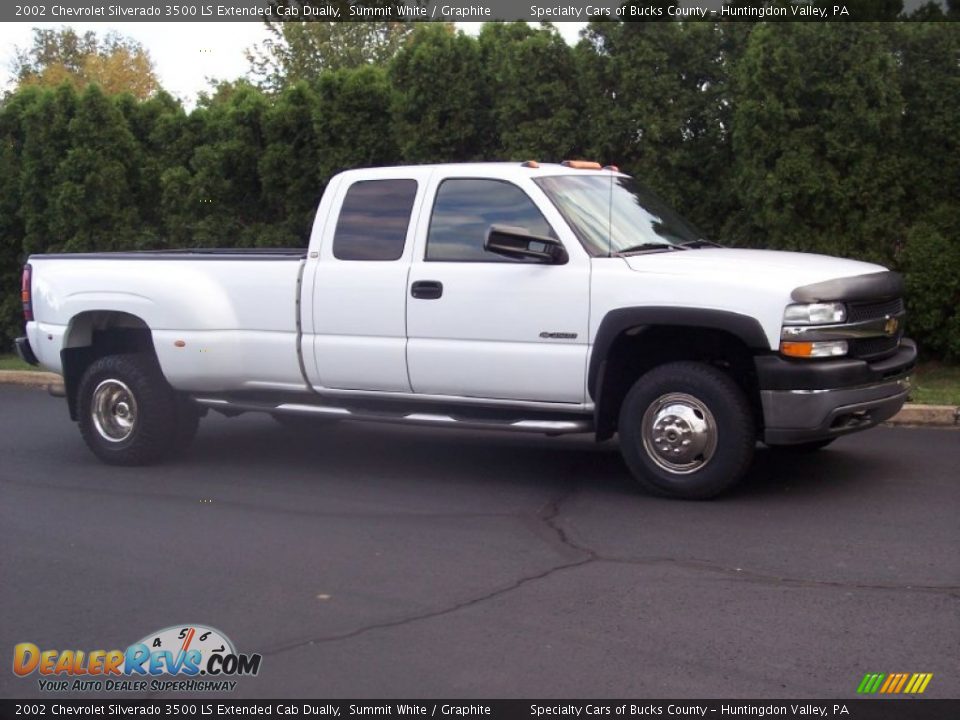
[640,392,717,474]
[91,379,138,443]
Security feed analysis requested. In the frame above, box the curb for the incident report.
[1,370,958,428]
[0,370,63,391]
[886,404,960,427]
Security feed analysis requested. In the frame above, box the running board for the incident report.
[193,397,593,435]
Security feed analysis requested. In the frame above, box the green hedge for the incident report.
[1,21,958,359]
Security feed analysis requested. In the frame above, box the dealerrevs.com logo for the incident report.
[13,624,261,692]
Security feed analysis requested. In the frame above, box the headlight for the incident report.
[782,302,847,325]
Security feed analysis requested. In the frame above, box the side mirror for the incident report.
[484,225,568,265]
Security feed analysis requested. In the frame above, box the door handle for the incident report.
[411,280,443,300]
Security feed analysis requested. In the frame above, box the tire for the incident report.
[618,361,755,500]
[766,438,836,453]
[77,354,179,466]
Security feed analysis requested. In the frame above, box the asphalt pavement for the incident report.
[1,385,957,699]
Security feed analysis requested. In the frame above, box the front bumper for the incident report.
[15,336,39,366]
[757,339,916,445]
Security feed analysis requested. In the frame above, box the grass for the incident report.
[1,353,958,405]
[0,353,34,371]
[909,362,960,407]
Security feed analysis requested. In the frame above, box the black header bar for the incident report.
[4,1,956,23]
[1,699,957,720]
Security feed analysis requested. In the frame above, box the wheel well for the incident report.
[61,312,156,421]
[594,326,763,440]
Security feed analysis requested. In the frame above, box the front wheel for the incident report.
[618,361,755,499]
[77,354,180,465]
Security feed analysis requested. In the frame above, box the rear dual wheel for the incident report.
[618,361,755,500]
[78,353,199,465]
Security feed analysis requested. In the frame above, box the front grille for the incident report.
[844,297,905,360]
[850,335,900,360]
[847,298,904,323]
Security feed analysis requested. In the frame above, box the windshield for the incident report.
[534,175,707,255]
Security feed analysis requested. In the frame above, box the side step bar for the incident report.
[193,397,593,435]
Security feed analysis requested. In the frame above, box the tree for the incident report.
[478,23,583,160]
[247,21,414,92]
[259,82,323,245]
[314,66,399,181]
[728,23,904,265]
[13,28,160,100]
[577,20,737,235]
[19,84,79,257]
[0,91,31,349]
[389,25,494,162]
[895,22,960,358]
[182,85,270,248]
[48,85,146,253]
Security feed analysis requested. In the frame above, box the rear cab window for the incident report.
[333,179,419,261]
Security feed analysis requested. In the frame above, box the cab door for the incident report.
[405,175,590,404]
[308,172,427,392]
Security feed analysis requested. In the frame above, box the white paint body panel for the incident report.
[28,257,305,392]
[24,162,890,409]
[405,168,590,403]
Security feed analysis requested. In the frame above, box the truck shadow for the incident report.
[184,414,891,502]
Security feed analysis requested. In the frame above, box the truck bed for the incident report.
[27,251,308,393]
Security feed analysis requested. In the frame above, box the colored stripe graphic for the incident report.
[857,672,932,694]
[857,673,885,693]
[879,674,896,693]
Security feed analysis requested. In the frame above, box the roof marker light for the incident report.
[561,160,603,170]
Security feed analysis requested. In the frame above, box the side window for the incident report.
[426,179,557,262]
[333,179,418,261]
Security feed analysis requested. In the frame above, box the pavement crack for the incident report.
[537,486,598,560]
[259,489,601,659]
[259,556,595,659]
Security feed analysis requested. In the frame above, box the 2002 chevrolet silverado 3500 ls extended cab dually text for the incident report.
[16,162,916,498]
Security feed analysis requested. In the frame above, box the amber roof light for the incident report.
[561,160,603,170]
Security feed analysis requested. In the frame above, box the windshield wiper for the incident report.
[676,238,723,249]
[613,243,685,256]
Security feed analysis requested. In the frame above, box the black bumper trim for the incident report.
[15,336,39,366]
[754,339,916,392]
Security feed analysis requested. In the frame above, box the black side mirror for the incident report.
[484,225,568,265]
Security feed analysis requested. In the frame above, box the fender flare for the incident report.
[588,307,771,400]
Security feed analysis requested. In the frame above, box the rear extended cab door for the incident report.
[405,168,591,403]
[301,167,432,392]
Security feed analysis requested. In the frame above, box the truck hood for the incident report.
[622,248,887,292]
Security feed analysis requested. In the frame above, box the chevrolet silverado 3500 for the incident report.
[16,162,916,498]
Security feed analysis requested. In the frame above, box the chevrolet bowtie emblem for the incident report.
[884,316,899,336]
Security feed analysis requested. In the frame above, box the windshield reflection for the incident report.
[534,175,709,256]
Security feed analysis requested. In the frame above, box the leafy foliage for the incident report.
[247,21,415,92]
[13,28,160,100]
[0,22,958,361]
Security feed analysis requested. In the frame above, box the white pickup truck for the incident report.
[17,162,915,498]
